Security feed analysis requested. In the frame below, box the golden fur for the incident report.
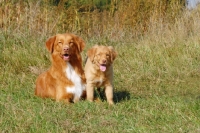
[84,45,117,104]
[35,33,86,103]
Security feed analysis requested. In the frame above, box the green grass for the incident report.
[1,1,200,132]
[1,29,200,132]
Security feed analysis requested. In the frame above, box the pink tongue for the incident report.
[63,56,69,60]
[100,65,106,72]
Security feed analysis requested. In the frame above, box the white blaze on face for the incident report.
[65,62,85,99]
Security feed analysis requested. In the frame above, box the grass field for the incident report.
[1,1,200,133]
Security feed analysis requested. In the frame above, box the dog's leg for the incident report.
[55,86,74,103]
[105,85,114,105]
[86,83,94,102]
[73,96,80,103]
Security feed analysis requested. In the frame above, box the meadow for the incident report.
[0,0,200,132]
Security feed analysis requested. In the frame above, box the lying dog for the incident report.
[35,33,86,103]
[85,45,117,104]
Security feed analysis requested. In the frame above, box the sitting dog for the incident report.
[35,33,86,103]
[84,45,117,104]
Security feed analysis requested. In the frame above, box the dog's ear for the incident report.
[87,45,98,62]
[74,35,85,52]
[108,46,117,62]
[46,36,56,53]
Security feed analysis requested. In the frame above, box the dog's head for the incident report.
[45,33,85,61]
[87,45,117,72]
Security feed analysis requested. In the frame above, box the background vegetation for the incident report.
[0,0,200,132]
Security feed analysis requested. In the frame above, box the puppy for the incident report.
[85,45,117,104]
[35,33,86,103]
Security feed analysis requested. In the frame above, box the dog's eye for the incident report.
[58,41,62,44]
[106,54,110,57]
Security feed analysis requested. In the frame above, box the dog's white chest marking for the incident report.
[65,63,85,99]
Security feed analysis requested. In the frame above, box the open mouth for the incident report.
[100,64,106,72]
[63,54,70,61]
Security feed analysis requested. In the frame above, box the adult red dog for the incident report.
[35,33,86,103]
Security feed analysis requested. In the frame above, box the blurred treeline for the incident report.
[0,0,186,39]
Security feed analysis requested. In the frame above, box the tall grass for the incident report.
[0,0,185,38]
[0,0,200,132]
